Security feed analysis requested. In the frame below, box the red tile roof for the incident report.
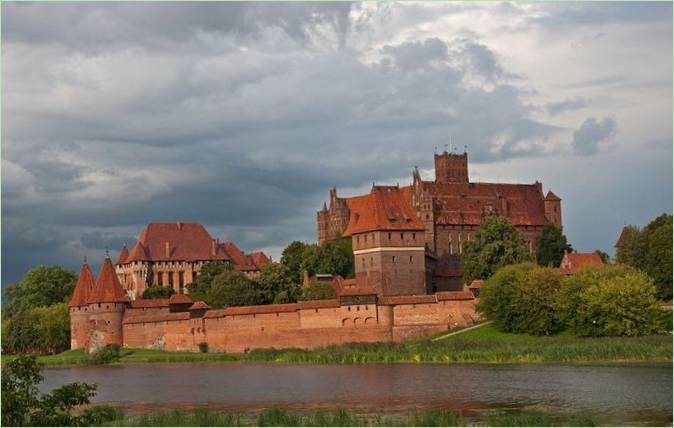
[560,252,604,274]
[123,222,230,263]
[69,260,96,307]
[189,301,211,310]
[169,294,192,305]
[343,186,425,236]
[248,251,271,268]
[417,181,549,226]
[88,256,130,304]
[296,299,341,310]
[123,312,191,325]
[378,295,438,305]
[130,298,170,308]
[220,241,248,266]
[116,245,129,264]
[468,280,484,289]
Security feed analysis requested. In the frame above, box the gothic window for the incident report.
[412,233,416,240]
[400,232,404,240]
[392,256,396,263]
[409,256,413,263]
[388,232,391,240]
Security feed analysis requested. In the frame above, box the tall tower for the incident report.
[68,258,95,350]
[434,151,469,183]
[87,255,130,351]
[544,190,562,229]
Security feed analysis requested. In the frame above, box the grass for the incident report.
[4,323,671,368]
[97,407,602,427]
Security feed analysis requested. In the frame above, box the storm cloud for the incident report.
[2,2,672,284]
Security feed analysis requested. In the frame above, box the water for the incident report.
[41,362,672,425]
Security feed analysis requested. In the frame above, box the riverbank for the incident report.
[94,406,605,427]
[6,324,671,367]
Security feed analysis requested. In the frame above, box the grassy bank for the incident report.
[5,324,671,367]
[96,407,601,427]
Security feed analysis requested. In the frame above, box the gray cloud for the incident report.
[571,117,617,155]
[545,97,588,116]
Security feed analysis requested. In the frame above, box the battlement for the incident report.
[434,151,469,183]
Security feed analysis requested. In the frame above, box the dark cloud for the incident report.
[571,117,617,155]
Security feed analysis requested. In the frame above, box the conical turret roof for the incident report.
[68,258,96,307]
[87,255,130,304]
[115,244,129,265]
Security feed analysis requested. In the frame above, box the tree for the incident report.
[141,286,175,299]
[615,225,644,267]
[186,261,232,302]
[476,263,563,335]
[2,304,70,355]
[536,224,572,267]
[281,241,312,283]
[4,266,77,317]
[208,269,261,308]
[299,282,337,301]
[559,265,662,337]
[2,355,98,427]
[255,262,300,304]
[462,216,533,283]
[595,250,611,264]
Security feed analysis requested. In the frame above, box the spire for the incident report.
[545,190,561,201]
[115,244,129,265]
[69,258,96,307]
[322,201,328,211]
[87,256,130,304]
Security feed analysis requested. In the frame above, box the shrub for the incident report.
[559,265,662,336]
[477,263,563,335]
[141,286,175,299]
[88,344,122,365]
[299,282,337,301]
[198,342,209,353]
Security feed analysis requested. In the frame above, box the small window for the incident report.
[413,233,416,239]
[400,233,404,240]
[410,256,413,263]
[392,256,396,263]
[388,232,391,240]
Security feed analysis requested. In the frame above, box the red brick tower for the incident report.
[68,258,95,350]
[544,190,562,229]
[87,254,130,351]
[434,151,469,183]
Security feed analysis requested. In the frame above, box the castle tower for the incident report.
[434,151,469,183]
[544,190,562,229]
[317,202,329,244]
[87,255,130,351]
[68,258,95,350]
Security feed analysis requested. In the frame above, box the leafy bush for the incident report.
[2,303,70,354]
[80,405,125,425]
[477,263,563,335]
[299,282,337,301]
[141,286,175,299]
[198,342,209,353]
[1,355,97,426]
[558,265,662,336]
[88,344,122,365]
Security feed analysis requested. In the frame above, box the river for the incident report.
[41,362,672,426]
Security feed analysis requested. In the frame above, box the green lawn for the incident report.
[4,323,671,367]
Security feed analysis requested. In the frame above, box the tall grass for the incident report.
[103,407,600,427]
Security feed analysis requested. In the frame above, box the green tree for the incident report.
[255,262,300,304]
[4,266,77,317]
[2,304,70,355]
[186,261,232,302]
[536,224,572,267]
[2,355,98,427]
[476,263,563,335]
[642,217,672,300]
[462,216,533,283]
[615,225,645,267]
[141,286,175,299]
[281,241,312,283]
[557,264,662,336]
[299,282,337,301]
[208,269,261,308]
[595,250,611,264]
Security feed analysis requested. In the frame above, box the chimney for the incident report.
[165,241,170,259]
[212,239,217,256]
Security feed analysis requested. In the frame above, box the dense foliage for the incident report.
[87,344,122,365]
[255,262,300,304]
[1,355,105,426]
[536,224,573,267]
[208,267,261,308]
[141,286,175,299]
[616,213,672,300]
[281,238,354,283]
[299,282,337,301]
[462,216,532,283]
[2,303,70,354]
[557,265,662,337]
[479,262,664,337]
[477,263,563,335]
[4,265,77,317]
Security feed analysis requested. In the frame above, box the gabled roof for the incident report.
[248,251,271,268]
[220,243,271,271]
[560,252,604,274]
[545,190,561,201]
[88,256,130,304]
[69,259,96,307]
[116,245,129,265]
[343,186,425,236]
[468,280,484,289]
[122,222,230,263]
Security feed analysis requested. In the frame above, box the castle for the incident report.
[317,151,562,293]
[69,255,478,353]
[114,223,270,299]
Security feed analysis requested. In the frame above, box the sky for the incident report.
[2,1,672,285]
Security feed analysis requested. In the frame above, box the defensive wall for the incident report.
[120,291,478,353]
